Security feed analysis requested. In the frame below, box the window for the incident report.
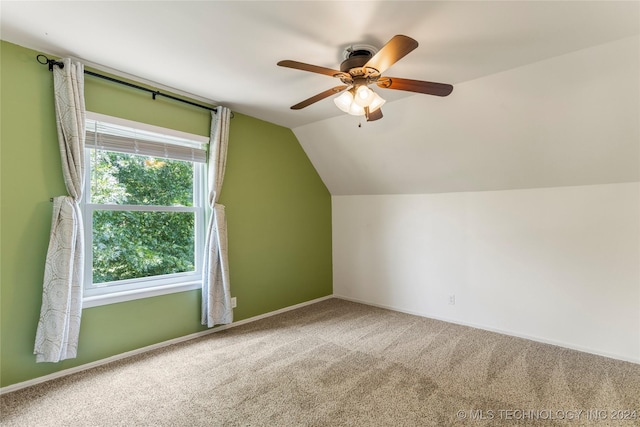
[82,112,208,307]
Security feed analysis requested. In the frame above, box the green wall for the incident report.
[0,41,332,388]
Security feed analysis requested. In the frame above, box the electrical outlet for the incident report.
[231,297,237,308]
[448,295,456,305]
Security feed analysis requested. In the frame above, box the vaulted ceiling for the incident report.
[2,1,638,194]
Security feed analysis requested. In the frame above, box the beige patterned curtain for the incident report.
[34,58,86,362]
[202,106,233,327]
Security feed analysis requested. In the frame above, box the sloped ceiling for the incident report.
[2,1,639,195]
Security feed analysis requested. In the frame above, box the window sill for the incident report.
[83,280,202,308]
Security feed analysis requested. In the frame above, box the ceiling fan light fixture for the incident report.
[334,90,354,113]
[354,85,374,107]
[348,102,366,116]
[368,92,386,112]
[334,85,384,116]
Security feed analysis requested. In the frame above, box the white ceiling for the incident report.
[2,1,639,194]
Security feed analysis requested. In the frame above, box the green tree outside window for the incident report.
[90,150,196,283]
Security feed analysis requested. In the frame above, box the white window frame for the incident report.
[82,112,209,308]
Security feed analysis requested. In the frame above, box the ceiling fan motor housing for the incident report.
[340,49,373,72]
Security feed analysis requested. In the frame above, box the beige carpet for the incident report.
[2,298,639,426]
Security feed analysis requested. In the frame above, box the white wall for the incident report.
[324,36,640,363]
[333,183,640,362]
[317,36,640,362]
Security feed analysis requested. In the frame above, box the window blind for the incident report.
[85,118,208,163]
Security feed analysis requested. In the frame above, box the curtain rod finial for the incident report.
[36,54,64,71]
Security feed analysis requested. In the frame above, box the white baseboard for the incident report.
[0,295,333,395]
[333,294,640,365]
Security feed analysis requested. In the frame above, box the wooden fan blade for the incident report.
[291,85,349,110]
[364,35,418,74]
[277,60,347,78]
[377,77,453,97]
[365,107,383,122]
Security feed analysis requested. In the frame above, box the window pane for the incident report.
[92,210,195,284]
[90,149,194,206]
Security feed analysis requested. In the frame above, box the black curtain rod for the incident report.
[36,54,219,114]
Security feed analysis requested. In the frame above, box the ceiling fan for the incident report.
[277,35,453,122]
